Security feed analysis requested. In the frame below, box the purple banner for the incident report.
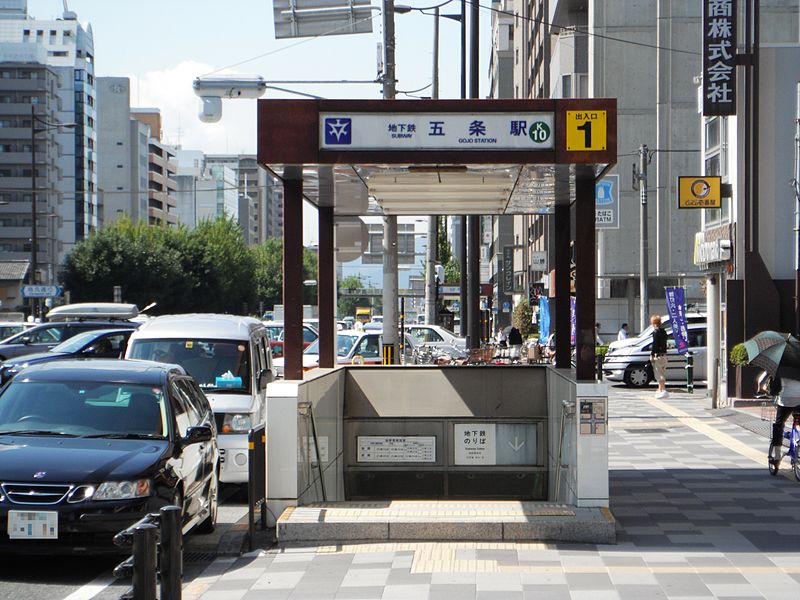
[570,296,576,346]
[665,286,690,355]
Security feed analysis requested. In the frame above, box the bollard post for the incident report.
[132,523,158,600]
[160,505,183,600]
[685,353,694,394]
[595,354,604,381]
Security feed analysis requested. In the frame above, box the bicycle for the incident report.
[768,408,800,479]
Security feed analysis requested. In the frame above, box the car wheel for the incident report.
[197,468,219,534]
[623,363,651,388]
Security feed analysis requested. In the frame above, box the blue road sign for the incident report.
[21,285,62,298]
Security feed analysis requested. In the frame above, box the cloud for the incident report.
[128,61,258,155]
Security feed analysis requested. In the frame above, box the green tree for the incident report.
[61,216,260,315]
[444,256,460,284]
[512,300,535,338]
[61,218,190,314]
[437,217,452,267]
[252,237,318,311]
[192,217,256,314]
[337,275,373,318]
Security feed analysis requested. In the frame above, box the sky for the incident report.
[28,0,493,156]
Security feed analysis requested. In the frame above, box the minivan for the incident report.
[125,314,274,485]
[603,320,707,387]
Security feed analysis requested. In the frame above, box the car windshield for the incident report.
[128,338,251,392]
[0,381,168,438]
[265,326,282,341]
[50,330,104,354]
[303,334,359,357]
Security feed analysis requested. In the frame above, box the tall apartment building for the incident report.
[131,109,177,226]
[96,77,149,224]
[0,1,98,307]
[205,154,283,244]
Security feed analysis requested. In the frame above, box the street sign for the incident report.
[273,0,374,39]
[565,110,607,151]
[531,251,547,270]
[21,285,62,298]
[595,175,619,229]
[678,176,721,209]
[438,285,460,296]
[319,112,556,151]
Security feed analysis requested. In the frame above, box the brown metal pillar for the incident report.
[283,176,304,380]
[554,202,571,368]
[318,205,335,369]
[574,171,596,381]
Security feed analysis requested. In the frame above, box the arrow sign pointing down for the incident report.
[508,437,525,452]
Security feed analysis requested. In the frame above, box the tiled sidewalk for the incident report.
[184,386,800,600]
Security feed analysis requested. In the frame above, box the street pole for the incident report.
[466,0,481,348]
[636,144,650,331]
[382,0,399,362]
[458,0,467,337]
[30,105,38,320]
[424,9,440,325]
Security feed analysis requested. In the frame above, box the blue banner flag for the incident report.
[664,286,690,355]
[570,296,576,346]
[539,296,550,340]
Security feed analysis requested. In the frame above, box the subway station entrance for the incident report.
[259,98,617,542]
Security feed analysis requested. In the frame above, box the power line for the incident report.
[201,12,383,77]
[472,0,701,57]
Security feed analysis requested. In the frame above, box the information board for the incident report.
[454,423,496,465]
[357,436,436,463]
[579,399,607,435]
[454,423,538,465]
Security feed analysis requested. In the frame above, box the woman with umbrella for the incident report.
[743,331,800,471]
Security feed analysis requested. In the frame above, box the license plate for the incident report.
[8,510,58,539]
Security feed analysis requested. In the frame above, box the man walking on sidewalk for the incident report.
[650,314,669,399]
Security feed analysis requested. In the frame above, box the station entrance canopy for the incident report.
[257,98,617,381]
[258,99,616,215]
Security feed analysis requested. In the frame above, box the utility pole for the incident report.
[466,0,481,348]
[633,144,650,332]
[381,0,399,362]
[424,9,440,325]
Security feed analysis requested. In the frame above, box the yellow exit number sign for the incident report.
[566,110,607,151]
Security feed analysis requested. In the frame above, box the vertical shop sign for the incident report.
[502,246,514,294]
[703,0,737,116]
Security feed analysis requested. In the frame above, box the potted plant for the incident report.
[730,342,760,400]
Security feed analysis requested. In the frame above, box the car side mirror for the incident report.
[182,425,212,445]
[19,335,31,345]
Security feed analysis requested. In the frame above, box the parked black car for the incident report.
[0,359,219,554]
[0,321,139,361]
[0,328,134,385]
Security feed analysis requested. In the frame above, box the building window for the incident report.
[703,116,729,224]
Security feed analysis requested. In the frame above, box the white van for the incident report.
[125,314,274,484]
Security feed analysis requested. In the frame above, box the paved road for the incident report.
[182,384,800,600]
[0,495,249,600]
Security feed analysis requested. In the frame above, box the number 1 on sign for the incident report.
[565,110,607,151]
[576,121,591,148]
